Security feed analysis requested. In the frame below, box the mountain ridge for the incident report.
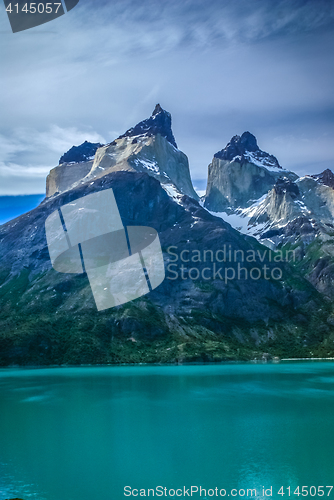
[1,170,332,366]
[1,106,334,365]
[46,105,197,200]
[214,131,281,170]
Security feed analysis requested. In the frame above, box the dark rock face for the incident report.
[215,132,258,160]
[311,169,334,189]
[59,141,102,165]
[214,131,281,168]
[117,104,178,148]
[261,216,317,245]
[274,178,299,198]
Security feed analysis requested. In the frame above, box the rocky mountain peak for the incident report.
[59,140,102,165]
[214,132,258,161]
[117,104,178,149]
[152,103,163,116]
[48,104,197,200]
[239,131,259,152]
[311,169,334,189]
[214,131,281,169]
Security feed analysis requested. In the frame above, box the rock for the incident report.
[59,141,102,164]
[46,141,103,197]
[310,169,334,189]
[274,178,299,197]
[204,132,297,211]
[46,160,93,198]
[46,106,198,200]
[0,170,327,366]
[117,103,177,148]
[214,132,280,168]
[88,133,198,200]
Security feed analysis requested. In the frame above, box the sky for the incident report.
[0,0,334,194]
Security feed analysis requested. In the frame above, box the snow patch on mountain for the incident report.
[243,151,287,172]
[162,184,184,205]
[202,194,268,236]
[133,157,159,173]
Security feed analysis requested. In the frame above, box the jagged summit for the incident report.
[47,104,197,199]
[117,104,178,148]
[59,140,102,165]
[214,131,281,169]
[152,103,163,116]
[310,169,334,189]
[215,132,258,160]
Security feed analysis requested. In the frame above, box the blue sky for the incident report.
[0,0,334,194]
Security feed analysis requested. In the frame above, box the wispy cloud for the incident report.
[0,162,49,178]
[0,126,105,164]
[75,0,334,53]
[0,126,105,194]
[0,0,333,193]
[0,162,49,194]
[2,0,334,63]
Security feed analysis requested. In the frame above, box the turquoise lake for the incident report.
[0,362,334,500]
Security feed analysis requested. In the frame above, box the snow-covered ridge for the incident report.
[243,151,285,172]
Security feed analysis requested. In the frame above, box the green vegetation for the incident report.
[0,265,333,366]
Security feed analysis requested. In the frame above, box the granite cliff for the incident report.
[204,132,297,212]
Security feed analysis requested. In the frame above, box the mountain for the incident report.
[1,170,331,366]
[311,169,334,188]
[1,110,334,366]
[117,103,177,148]
[203,134,334,299]
[204,132,297,212]
[46,105,198,200]
[241,175,334,248]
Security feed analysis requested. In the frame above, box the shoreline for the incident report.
[1,357,334,371]
[281,357,334,361]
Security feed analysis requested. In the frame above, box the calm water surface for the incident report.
[0,362,334,500]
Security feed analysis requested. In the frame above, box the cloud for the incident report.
[74,0,334,53]
[0,162,48,195]
[2,0,334,65]
[0,126,105,163]
[0,0,333,194]
[0,162,49,178]
[270,132,334,175]
[0,126,106,194]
